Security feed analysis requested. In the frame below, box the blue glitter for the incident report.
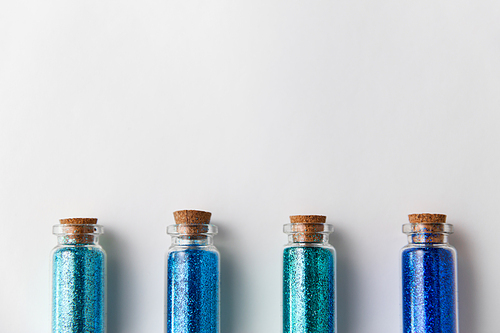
[52,245,106,333]
[402,247,457,333]
[166,248,219,333]
[283,246,335,333]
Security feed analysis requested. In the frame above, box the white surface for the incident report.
[1,1,500,332]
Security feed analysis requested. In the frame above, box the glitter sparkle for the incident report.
[283,246,335,333]
[402,247,457,333]
[52,245,106,333]
[166,248,219,333]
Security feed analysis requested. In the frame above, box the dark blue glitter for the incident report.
[283,246,335,333]
[166,248,219,333]
[402,247,457,333]
[52,246,106,333]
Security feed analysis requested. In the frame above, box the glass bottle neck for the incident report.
[284,222,333,244]
[53,224,103,245]
[403,222,453,245]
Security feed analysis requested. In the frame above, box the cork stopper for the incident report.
[58,218,99,244]
[289,215,327,243]
[60,218,98,225]
[407,213,448,243]
[290,215,327,224]
[173,210,211,238]
[173,210,211,224]
[408,213,446,224]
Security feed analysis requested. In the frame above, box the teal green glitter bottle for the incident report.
[283,215,336,333]
[52,218,106,333]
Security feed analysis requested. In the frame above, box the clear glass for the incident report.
[165,224,220,333]
[283,223,337,333]
[401,224,458,333]
[52,225,106,333]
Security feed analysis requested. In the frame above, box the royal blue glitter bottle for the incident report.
[283,215,336,333]
[166,210,219,333]
[52,218,106,333]
[401,213,458,333]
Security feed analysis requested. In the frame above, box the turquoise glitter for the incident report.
[166,248,219,333]
[402,247,457,333]
[283,246,335,333]
[52,246,105,333]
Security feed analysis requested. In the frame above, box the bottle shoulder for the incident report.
[52,244,106,256]
[401,243,457,256]
[284,243,336,256]
[284,242,335,250]
[167,244,219,255]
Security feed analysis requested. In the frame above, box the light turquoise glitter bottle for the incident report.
[52,218,106,333]
[283,215,336,333]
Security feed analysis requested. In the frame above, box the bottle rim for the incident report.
[53,224,104,235]
[283,223,334,234]
[402,223,453,234]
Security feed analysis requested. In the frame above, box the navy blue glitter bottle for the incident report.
[165,210,219,333]
[283,215,336,333]
[52,218,106,333]
[401,213,458,333]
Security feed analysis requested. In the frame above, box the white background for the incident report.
[1,0,499,332]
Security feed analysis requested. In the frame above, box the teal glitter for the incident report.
[166,248,219,333]
[52,246,105,333]
[402,247,457,333]
[283,246,335,333]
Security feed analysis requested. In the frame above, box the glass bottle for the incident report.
[401,213,458,333]
[283,215,336,333]
[165,210,220,333]
[52,218,106,333]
